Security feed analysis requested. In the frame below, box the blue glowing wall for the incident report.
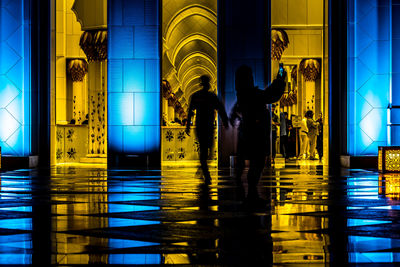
[0,0,31,156]
[108,0,160,156]
[390,2,400,145]
[347,0,391,155]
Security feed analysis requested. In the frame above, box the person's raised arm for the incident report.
[262,69,287,104]
[186,98,194,136]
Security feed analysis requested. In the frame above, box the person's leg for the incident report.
[305,136,310,158]
[197,127,212,183]
[279,135,284,158]
[313,135,318,158]
[299,135,306,158]
[317,137,323,159]
[309,135,316,158]
[282,135,288,158]
[235,155,245,182]
[247,156,266,199]
[199,141,211,182]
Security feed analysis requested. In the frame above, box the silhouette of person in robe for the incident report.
[230,65,286,199]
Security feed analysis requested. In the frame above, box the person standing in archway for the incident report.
[186,75,229,184]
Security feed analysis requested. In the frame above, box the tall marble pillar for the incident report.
[67,59,88,124]
[80,30,108,157]
[299,59,321,115]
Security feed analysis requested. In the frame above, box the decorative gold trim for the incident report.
[299,59,321,82]
[271,29,289,61]
[67,59,88,82]
[79,30,107,62]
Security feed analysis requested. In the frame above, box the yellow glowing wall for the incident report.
[53,0,107,165]
[270,1,330,262]
[271,0,329,162]
[56,0,87,124]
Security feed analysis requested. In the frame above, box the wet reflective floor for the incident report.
[1,164,400,265]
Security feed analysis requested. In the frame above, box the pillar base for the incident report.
[1,156,39,171]
[340,155,377,169]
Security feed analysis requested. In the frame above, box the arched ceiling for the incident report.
[162,1,217,101]
[162,2,217,32]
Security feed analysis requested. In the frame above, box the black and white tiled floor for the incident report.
[1,164,400,265]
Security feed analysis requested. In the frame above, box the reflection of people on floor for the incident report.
[271,104,279,163]
[279,111,289,159]
[186,75,229,184]
[299,114,309,159]
[189,183,218,263]
[316,113,323,161]
[230,65,285,199]
[219,170,273,265]
[306,110,319,160]
[219,212,273,265]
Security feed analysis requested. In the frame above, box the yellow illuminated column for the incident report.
[80,30,108,158]
[67,59,88,124]
[162,80,172,125]
[299,59,321,113]
[163,99,169,124]
[168,97,176,123]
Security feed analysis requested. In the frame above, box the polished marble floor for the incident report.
[0,163,400,265]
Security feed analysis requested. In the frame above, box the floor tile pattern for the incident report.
[0,165,400,265]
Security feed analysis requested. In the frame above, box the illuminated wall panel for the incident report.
[347,0,391,155]
[108,0,160,156]
[0,0,31,156]
[391,2,400,146]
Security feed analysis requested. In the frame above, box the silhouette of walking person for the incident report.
[230,65,286,200]
[186,75,229,184]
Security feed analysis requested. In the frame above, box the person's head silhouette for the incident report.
[200,75,211,91]
[305,110,314,118]
[235,65,254,93]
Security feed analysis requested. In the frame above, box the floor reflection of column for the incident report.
[52,167,108,264]
[271,172,330,264]
[32,169,52,265]
[160,168,219,264]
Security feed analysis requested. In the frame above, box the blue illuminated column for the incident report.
[390,1,400,145]
[347,0,391,155]
[0,0,31,156]
[108,0,160,162]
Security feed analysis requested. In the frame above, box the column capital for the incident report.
[271,29,289,61]
[79,30,107,62]
[67,59,88,82]
[299,59,321,82]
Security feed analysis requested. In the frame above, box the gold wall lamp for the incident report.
[378,146,400,173]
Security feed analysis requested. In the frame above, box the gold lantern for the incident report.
[378,146,400,173]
